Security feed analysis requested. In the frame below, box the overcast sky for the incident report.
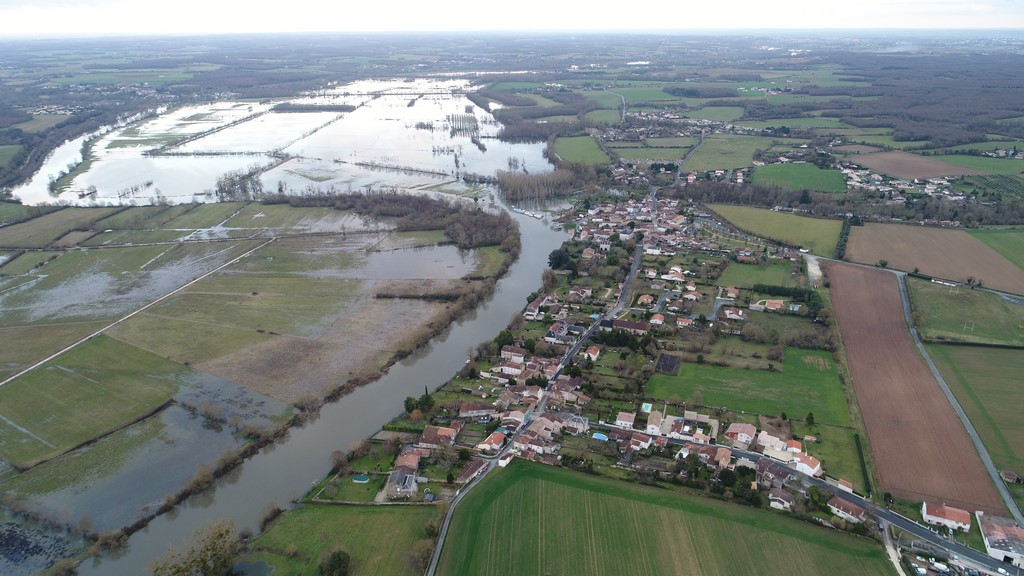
[0,0,1022,38]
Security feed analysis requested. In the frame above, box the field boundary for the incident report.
[895,272,1024,523]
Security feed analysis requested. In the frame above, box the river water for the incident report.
[78,209,565,575]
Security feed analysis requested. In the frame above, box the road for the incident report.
[894,271,1024,525]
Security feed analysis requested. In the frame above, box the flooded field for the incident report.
[12,79,550,206]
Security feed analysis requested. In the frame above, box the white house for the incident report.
[615,411,636,429]
[646,410,663,435]
[828,496,865,524]
[769,488,795,511]
[793,453,822,477]
[724,422,756,446]
[922,502,971,532]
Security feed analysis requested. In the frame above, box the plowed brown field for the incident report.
[847,223,1024,295]
[854,151,986,179]
[826,262,1004,514]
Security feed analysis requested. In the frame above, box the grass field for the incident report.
[611,147,690,160]
[245,504,437,576]
[685,134,792,171]
[708,204,841,256]
[750,163,847,193]
[438,460,893,576]
[738,118,854,130]
[162,202,247,229]
[683,106,745,122]
[907,277,1024,346]
[584,91,626,109]
[646,349,850,426]
[554,136,611,164]
[0,145,21,167]
[0,335,181,469]
[0,207,121,248]
[11,114,70,133]
[585,109,621,124]
[969,229,1024,273]
[938,155,1024,175]
[928,345,1024,476]
[717,260,800,288]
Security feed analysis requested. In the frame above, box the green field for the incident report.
[708,204,842,256]
[0,335,181,469]
[717,260,800,288]
[612,147,690,160]
[683,106,745,122]
[161,202,247,229]
[646,349,850,426]
[245,504,437,576]
[750,163,847,193]
[438,460,892,576]
[685,135,793,171]
[554,136,611,164]
[92,204,195,230]
[739,117,854,130]
[969,229,1024,273]
[907,277,1024,346]
[11,114,70,133]
[585,109,621,124]
[0,206,121,248]
[939,155,1024,175]
[584,91,626,109]
[929,345,1024,476]
[0,144,21,167]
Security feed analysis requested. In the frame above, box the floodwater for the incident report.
[12,79,549,206]
[77,208,567,575]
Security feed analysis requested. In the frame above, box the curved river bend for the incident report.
[79,210,565,575]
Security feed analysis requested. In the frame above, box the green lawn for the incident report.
[646,349,850,426]
[686,135,798,171]
[907,277,1024,346]
[244,503,438,576]
[438,460,892,576]
[750,163,847,193]
[683,106,745,122]
[928,345,1024,476]
[611,147,690,160]
[11,114,70,133]
[717,260,800,289]
[0,335,181,469]
[708,204,842,256]
[554,136,611,164]
[969,229,1024,274]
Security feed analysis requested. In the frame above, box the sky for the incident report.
[0,0,1023,38]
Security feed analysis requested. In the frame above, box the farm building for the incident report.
[922,502,971,532]
[977,512,1024,568]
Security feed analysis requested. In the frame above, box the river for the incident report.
[77,208,566,575]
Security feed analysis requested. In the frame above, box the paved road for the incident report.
[894,271,1024,525]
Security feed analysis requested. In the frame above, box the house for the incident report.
[676,317,694,329]
[721,307,746,321]
[524,295,548,320]
[724,422,757,446]
[459,401,496,420]
[637,294,655,307]
[584,345,600,362]
[456,460,486,484]
[785,439,803,453]
[387,449,426,499]
[793,453,822,476]
[612,319,650,335]
[828,496,865,523]
[977,512,1024,568]
[922,502,971,532]
[649,313,665,326]
[683,292,701,302]
[756,431,786,452]
[714,447,732,469]
[646,410,663,435]
[756,458,793,488]
[764,299,785,311]
[416,425,457,449]
[500,345,527,364]
[725,287,739,299]
[1002,470,1021,484]
[769,488,796,511]
[616,411,636,429]
[568,285,592,302]
[476,431,506,453]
